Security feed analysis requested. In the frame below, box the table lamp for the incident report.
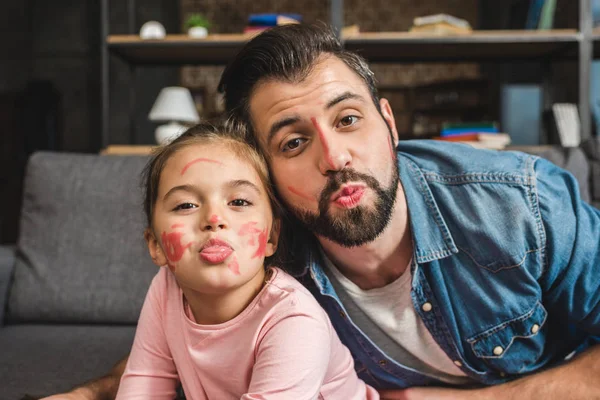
[148,86,200,145]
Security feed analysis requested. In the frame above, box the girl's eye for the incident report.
[173,203,196,211]
[282,137,306,152]
[339,115,358,127]
[229,199,251,207]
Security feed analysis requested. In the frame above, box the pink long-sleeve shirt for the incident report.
[116,267,379,399]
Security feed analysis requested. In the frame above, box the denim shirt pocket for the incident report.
[466,301,548,374]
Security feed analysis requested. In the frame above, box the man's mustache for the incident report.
[318,169,380,212]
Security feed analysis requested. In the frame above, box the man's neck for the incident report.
[318,184,412,291]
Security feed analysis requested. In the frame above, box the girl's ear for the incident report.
[144,228,168,267]
[265,219,281,258]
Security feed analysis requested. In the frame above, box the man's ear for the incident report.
[265,219,281,258]
[144,228,168,267]
[379,98,399,146]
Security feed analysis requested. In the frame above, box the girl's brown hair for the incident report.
[141,120,285,264]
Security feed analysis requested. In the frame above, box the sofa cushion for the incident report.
[0,324,135,399]
[7,152,157,324]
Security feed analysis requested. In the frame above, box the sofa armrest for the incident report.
[0,245,16,325]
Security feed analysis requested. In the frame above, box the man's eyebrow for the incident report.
[268,116,300,146]
[227,179,262,195]
[163,184,195,201]
[326,92,366,109]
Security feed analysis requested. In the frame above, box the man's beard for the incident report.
[291,159,400,248]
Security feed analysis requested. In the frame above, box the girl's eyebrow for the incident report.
[163,184,196,201]
[227,179,262,196]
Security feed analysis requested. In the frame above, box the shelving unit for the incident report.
[100,0,594,147]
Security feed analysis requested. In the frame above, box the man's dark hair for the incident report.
[218,23,380,130]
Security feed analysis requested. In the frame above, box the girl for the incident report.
[116,121,378,399]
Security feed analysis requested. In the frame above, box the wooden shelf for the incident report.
[343,30,580,62]
[107,30,580,66]
[107,34,254,65]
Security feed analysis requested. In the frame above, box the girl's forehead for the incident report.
[165,142,266,186]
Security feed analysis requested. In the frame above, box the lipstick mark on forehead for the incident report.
[311,117,335,168]
[181,158,223,175]
[288,186,316,203]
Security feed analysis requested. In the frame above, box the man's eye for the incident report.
[282,138,305,152]
[339,115,358,127]
[229,199,251,207]
[173,203,196,211]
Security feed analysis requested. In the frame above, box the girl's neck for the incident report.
[182,268,269,325]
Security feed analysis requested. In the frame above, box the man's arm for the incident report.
[40,355,128,400]
[380,344,600,400]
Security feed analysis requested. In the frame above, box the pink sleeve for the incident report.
[243,308,378,400]
[116,272,179,400]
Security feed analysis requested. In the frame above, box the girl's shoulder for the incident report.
[264,267,327,316]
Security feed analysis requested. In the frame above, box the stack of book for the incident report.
[409,14,472,35]
[525,0,557,30]
[433,122,511,149]
[243,13,302,34]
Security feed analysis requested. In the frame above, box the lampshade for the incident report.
[148,87,200,123]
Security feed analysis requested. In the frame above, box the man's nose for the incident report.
[317,130,352,175]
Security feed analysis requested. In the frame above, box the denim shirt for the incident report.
[295,140,600,389]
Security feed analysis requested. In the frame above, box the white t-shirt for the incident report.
[323,254,470,384]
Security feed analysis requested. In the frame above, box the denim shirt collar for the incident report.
[399,154,458,264]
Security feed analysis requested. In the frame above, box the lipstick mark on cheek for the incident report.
[228,256,240,275]
[311,117,335,168]
[161,231,192,264]
[288,186,316,203]
[239,222,267,257]
[171,224,184,229]
[252,228,268,258]
[387,135,396,160]
[180,158,223,175]
[209,214,220,224]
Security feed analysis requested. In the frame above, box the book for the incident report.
[410,14,471,35]
[441,127,500,136]
[525,0,546,30]
[434,133,511,149]
[413,14,471,29]
[551,103,581,147]
[538,0,557,30]
[247,13,301,26]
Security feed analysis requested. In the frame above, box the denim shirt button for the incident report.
[531,323,540,334]
[493,346,504,356]
[453,360,462,367]
[422,302,433,312]
[339,310,346,318]
[378,359,387,366]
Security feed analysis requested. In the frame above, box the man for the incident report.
[46,24,599,399]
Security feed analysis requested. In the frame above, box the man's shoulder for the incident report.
[397,139,536,178]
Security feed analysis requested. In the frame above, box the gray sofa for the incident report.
[0,152,154,399]
[1,144,598,399]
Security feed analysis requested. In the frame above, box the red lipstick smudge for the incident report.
[171,223,184,229]
[228,256,240,275]
[253,228,268,258]
[209,214,220,224]
[387,135,396,160]
[311,117,335,169]
[181,158,223,175]
[161,231,192,264]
